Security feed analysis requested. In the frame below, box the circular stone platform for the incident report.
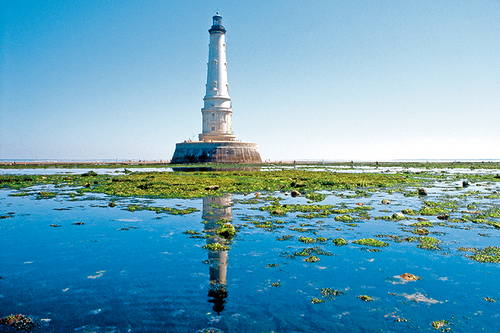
[171,141,262,164]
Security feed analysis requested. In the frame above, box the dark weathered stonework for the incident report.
[171,142,262,164]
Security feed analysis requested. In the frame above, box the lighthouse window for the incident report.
[212,113,215,119]
[211,126,215,131]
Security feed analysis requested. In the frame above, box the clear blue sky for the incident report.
[1,0,499,161]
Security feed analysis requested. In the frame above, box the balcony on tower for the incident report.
[209,13,226,34]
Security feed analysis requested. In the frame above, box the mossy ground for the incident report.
[203,243,230,251]
[0,169,418,199]
[353,238,389,247]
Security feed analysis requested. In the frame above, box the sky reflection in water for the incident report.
[1,176,500,332]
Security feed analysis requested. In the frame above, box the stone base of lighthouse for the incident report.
[171,141,262,164]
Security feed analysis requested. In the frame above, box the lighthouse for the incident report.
[171,13,262,164]
[199,13,235,142]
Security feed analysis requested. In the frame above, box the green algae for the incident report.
[457,247,477,252]
[304,255,321,262]
[358,295,373,302]
[411,221,434,227]
[332,238,348,246]
[293,246,332,258]
[0,169,418,199]
[311,297,325,304]
[332,208,354,214]
[9,192,31,197]
[289,227,309,233]
[305,192,326,202]
[251,220,281,231]
[36,191,57,199]
[419,206,450,216]
[392,212,406,220]
[412,228,430,235]
[487,221,500,229]
[183,230,201,235]
[320,288,344,300]
[417,236,441,250]
[419,200,458,216]
[126,204,199,215]
[355,205,374,211]
[470,246,500,263]
[335,214,354,222]
[298,236,316,244]
[431,319,448,329]
[203,243,230,251]
[401,208,418,215]
[216,223,236,239]
[353,238,389,247]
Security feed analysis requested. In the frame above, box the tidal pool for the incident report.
[1,178,500,332]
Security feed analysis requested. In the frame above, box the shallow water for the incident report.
[0,167,174,176]
[1,180,500,332]
[2,164,500,176]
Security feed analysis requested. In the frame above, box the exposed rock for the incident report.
[81,171,98,177]
[417,217,429,222]
[381,199,391,205]
[400,273,420,281]
[392,212,405,220]
[437,214,449,220]
[418,188,428,196]
[205,185,220,191]
[462,180,470,187]
[358,295,373,302]
[0,314,39,331]
[291,190,301,197]
[414,228,429,235]
[431,320,448,329]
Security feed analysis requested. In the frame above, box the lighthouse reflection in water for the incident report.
[203,194,233,314]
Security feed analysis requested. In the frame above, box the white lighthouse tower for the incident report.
[199,13,235,141]
[171,13,261,164]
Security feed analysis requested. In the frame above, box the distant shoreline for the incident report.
[1,160,499,167]
[0,160,169,166]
